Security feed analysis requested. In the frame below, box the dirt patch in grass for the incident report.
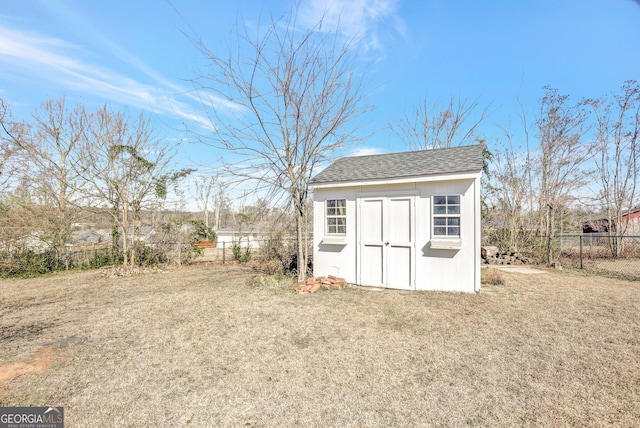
[1,265,639,426]
[0,347,58,384]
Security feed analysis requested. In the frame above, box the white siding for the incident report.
[313,175,481,293]
[313,187,358,281]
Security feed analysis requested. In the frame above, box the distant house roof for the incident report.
[311,144,484,185]
[216,221,289,237]
[582,206,640,233]
[71,231,105,245]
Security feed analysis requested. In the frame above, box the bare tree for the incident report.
[586,81,640,256]
[79,105,186,266]
[390,96,491,150]
[193,174,219,228]
[213,188,234,231]
[0,99,29,249]
[1,96,86,248]
[189,2,372,280]
[485,124,535,250]
[535,87,591,265]
[0,99,20,196]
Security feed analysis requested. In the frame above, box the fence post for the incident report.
[222,241,226,264]
[579,235,583,269]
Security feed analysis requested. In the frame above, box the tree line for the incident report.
[0,95,304,276]
[1,1,638,276]
[184,2,639,271]
[482,83,640,263]
[0,97,195,269]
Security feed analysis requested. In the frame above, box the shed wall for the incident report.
[313,177,480,292]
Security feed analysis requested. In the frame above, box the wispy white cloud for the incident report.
[300,0,406,51]
[41,3,244,115]
[0,24,217,128]
[349,146,387,157]
[311,146,386,178]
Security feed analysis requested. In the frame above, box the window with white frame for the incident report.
[326,199,347,235]
[433,195,460,237]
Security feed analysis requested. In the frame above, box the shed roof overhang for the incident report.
[310,170,481,190]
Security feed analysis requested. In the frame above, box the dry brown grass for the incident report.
[1,265,639,427]
[481,267,506,286]
[584,258,640,281]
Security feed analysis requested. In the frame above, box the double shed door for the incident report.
[357,194,416,290]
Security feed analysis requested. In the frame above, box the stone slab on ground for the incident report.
[487,265,548,275]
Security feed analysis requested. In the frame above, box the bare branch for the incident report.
[586,80,640,255]
[390,95,493,150]
[187,1,372,280]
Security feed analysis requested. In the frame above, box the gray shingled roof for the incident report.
[311,144,484,184]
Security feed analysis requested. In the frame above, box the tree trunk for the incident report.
[121,206,128,267]
[296,211,306,282]
[546,204,554,266]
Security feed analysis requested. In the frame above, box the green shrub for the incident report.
[232,240,252,263]
[85,248,118,269]
[0,248,64,278]
[189,220,217,241]
[136,245,167,266]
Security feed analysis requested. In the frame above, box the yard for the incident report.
[1,265,639,426]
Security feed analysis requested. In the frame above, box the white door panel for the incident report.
[388,198,411,244]
[361,200,383,242]
[361,245,383,286]
[358,194,415,290]
[387,246,411,289]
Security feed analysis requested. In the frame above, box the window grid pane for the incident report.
[326,199,347,235]
[434,226,447,235]
[434,205,447,215]
[433,195,460,237]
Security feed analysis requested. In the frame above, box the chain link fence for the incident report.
[482,230,640,281]
[9,231,638,281]
[557,234,640,281]
[192,237,314,275]
[0,236,313,278]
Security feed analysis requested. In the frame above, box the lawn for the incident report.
[585,258,640,281]
[1,265,639,426]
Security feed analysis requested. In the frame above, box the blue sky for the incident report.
[1,0,640,205]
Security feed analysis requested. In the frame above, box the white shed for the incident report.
[310,144,483,292]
